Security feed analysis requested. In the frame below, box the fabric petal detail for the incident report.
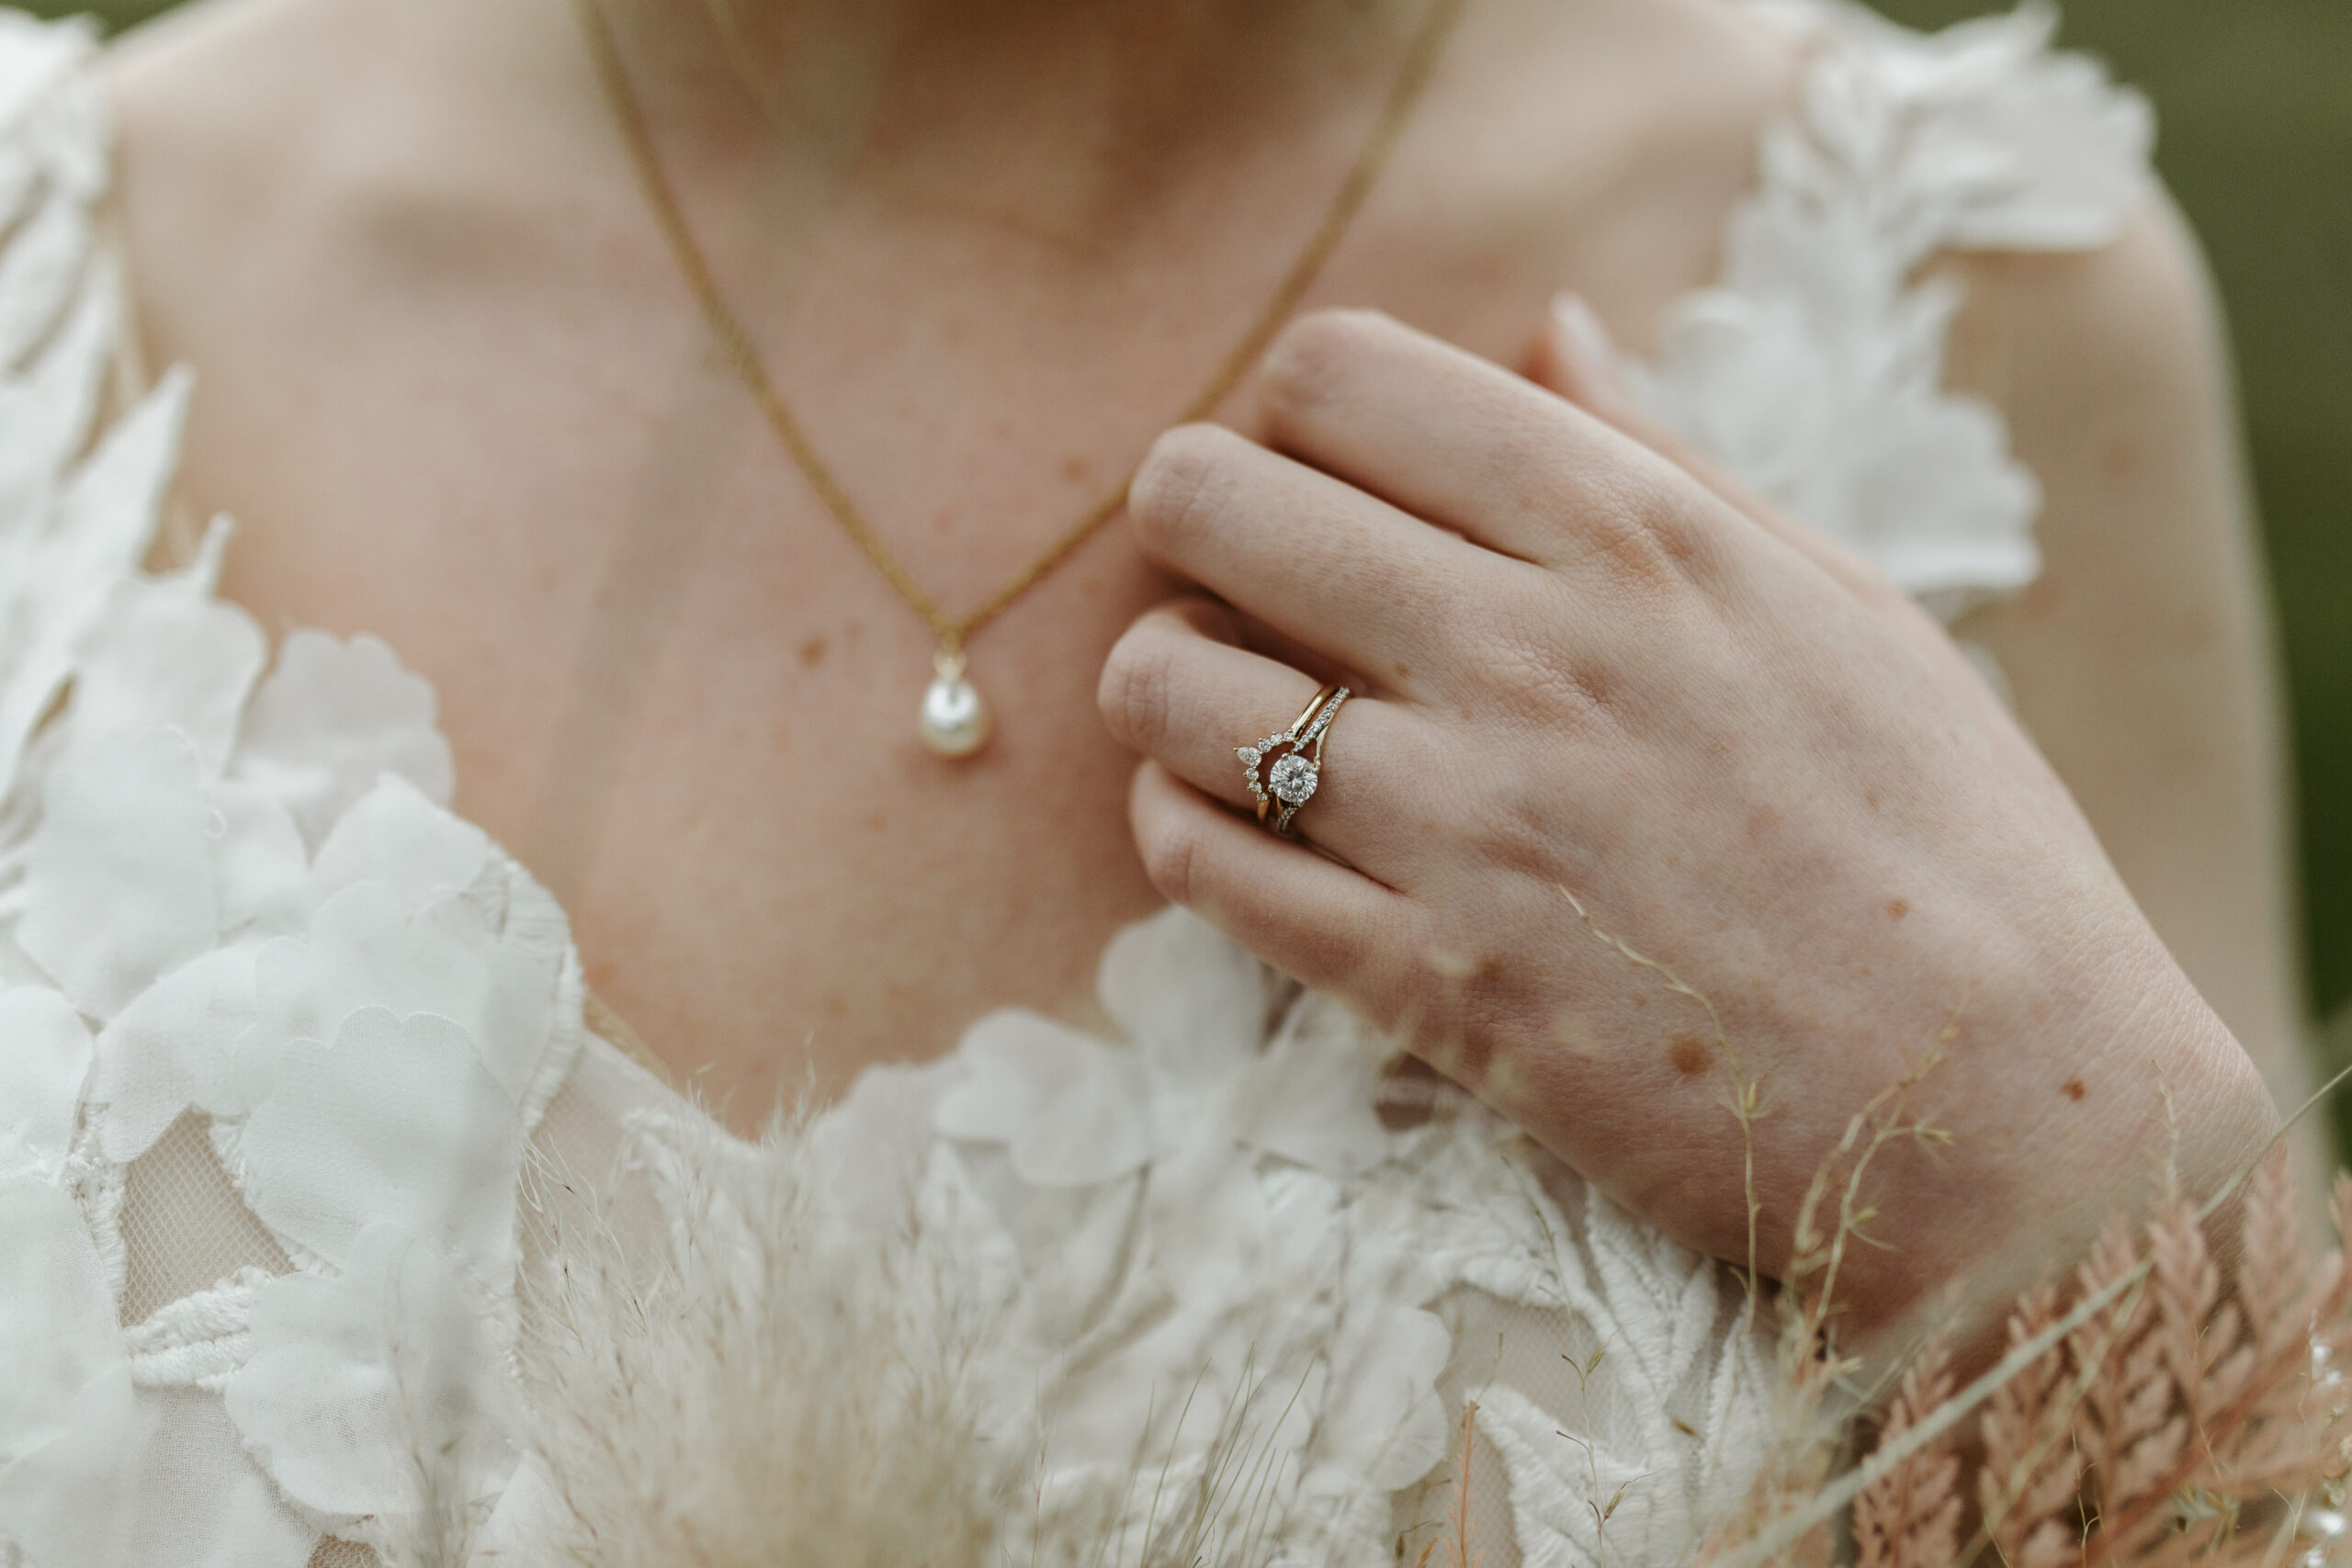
[229,629,456,849]
[810,1055,965,1232]
[225,1223,514,1523]
[208,782,311,938]
[0,13,88,141]
[0,346,180,798]
[18,728,218,1021]
[0,986,90,1176]
[0,1175,122,1461]
[237,1009,523,1284]
[61,516,266,777]
[305,773,493,919]
[465,1449,571,1568]
[91,943,261,1162]
[238,879,560,1115]
[1097,905,1275,1086]
[1226,990,1392,1175]
[934,1009,1151,1186]
[1637,0,2154,615]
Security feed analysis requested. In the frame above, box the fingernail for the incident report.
[1550,291,1622,388]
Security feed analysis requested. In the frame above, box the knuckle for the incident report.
[1469,791,1581,886]
[1577,463,1708,589]
[1128,423,1243,558]
[1473,608,1619,734]
[1096,624,1182,753]
[1415,739,1566,885]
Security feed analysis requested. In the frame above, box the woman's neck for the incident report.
[594,0,1432,252]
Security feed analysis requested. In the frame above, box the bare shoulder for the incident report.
[103,0,425,352]
[104,0,392,213]
[96,0,634,458]
[105,0,603,291]
[1953,196,2226,426]
[106,0,352,110]
[1945,196,2238,537]
[1439,0,1799,155]
[1392,0,1804,352]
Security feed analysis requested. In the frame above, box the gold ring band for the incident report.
[1236,683,1351,837]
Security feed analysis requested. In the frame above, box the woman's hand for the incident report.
[1098,307,2276,1338]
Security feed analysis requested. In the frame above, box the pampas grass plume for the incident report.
[514,1120,1004,1568]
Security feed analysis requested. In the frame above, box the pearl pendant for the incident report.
[919,649,991,759]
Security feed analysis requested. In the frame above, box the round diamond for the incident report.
[1269,751,1319,806]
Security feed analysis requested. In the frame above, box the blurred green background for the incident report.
[33,0,2352,1115]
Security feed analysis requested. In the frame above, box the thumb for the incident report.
[1527,292,1728,485]
[1528,292,1642,425]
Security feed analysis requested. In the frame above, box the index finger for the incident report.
[1255,310,1724,581]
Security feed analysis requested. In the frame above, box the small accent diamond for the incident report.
[1239,734,1291,802]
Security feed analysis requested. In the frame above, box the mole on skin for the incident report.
[2063,1077,2087,1101]
[1886,897,1910,920]
[1669,1034,1713,1077]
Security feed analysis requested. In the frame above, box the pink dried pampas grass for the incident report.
[1696,1149,2352,1568]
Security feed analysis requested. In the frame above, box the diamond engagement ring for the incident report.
[1236,684,1351,838]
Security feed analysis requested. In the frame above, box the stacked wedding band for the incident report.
[1237,684,1351,838]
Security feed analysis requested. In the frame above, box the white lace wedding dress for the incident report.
[0,4,2154,1564]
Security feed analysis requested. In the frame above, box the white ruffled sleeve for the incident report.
[1634,0,2156,614]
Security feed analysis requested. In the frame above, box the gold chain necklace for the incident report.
[571,0,1468,757]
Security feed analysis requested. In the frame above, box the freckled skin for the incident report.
[115,0,1819,1112]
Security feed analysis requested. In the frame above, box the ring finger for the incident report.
[1099,598,1440,879]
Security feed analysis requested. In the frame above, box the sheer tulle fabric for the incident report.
[0,4,2148,1562]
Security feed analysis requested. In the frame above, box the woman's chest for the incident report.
[117,9,1782,1115]
[165,270,1516,1110]
[187,313,1201,1104]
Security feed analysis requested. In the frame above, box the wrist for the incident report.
[1846,919,2276,1354]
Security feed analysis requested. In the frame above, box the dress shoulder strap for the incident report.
[1633,1,2157,613]
[1750,0,2154,261]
